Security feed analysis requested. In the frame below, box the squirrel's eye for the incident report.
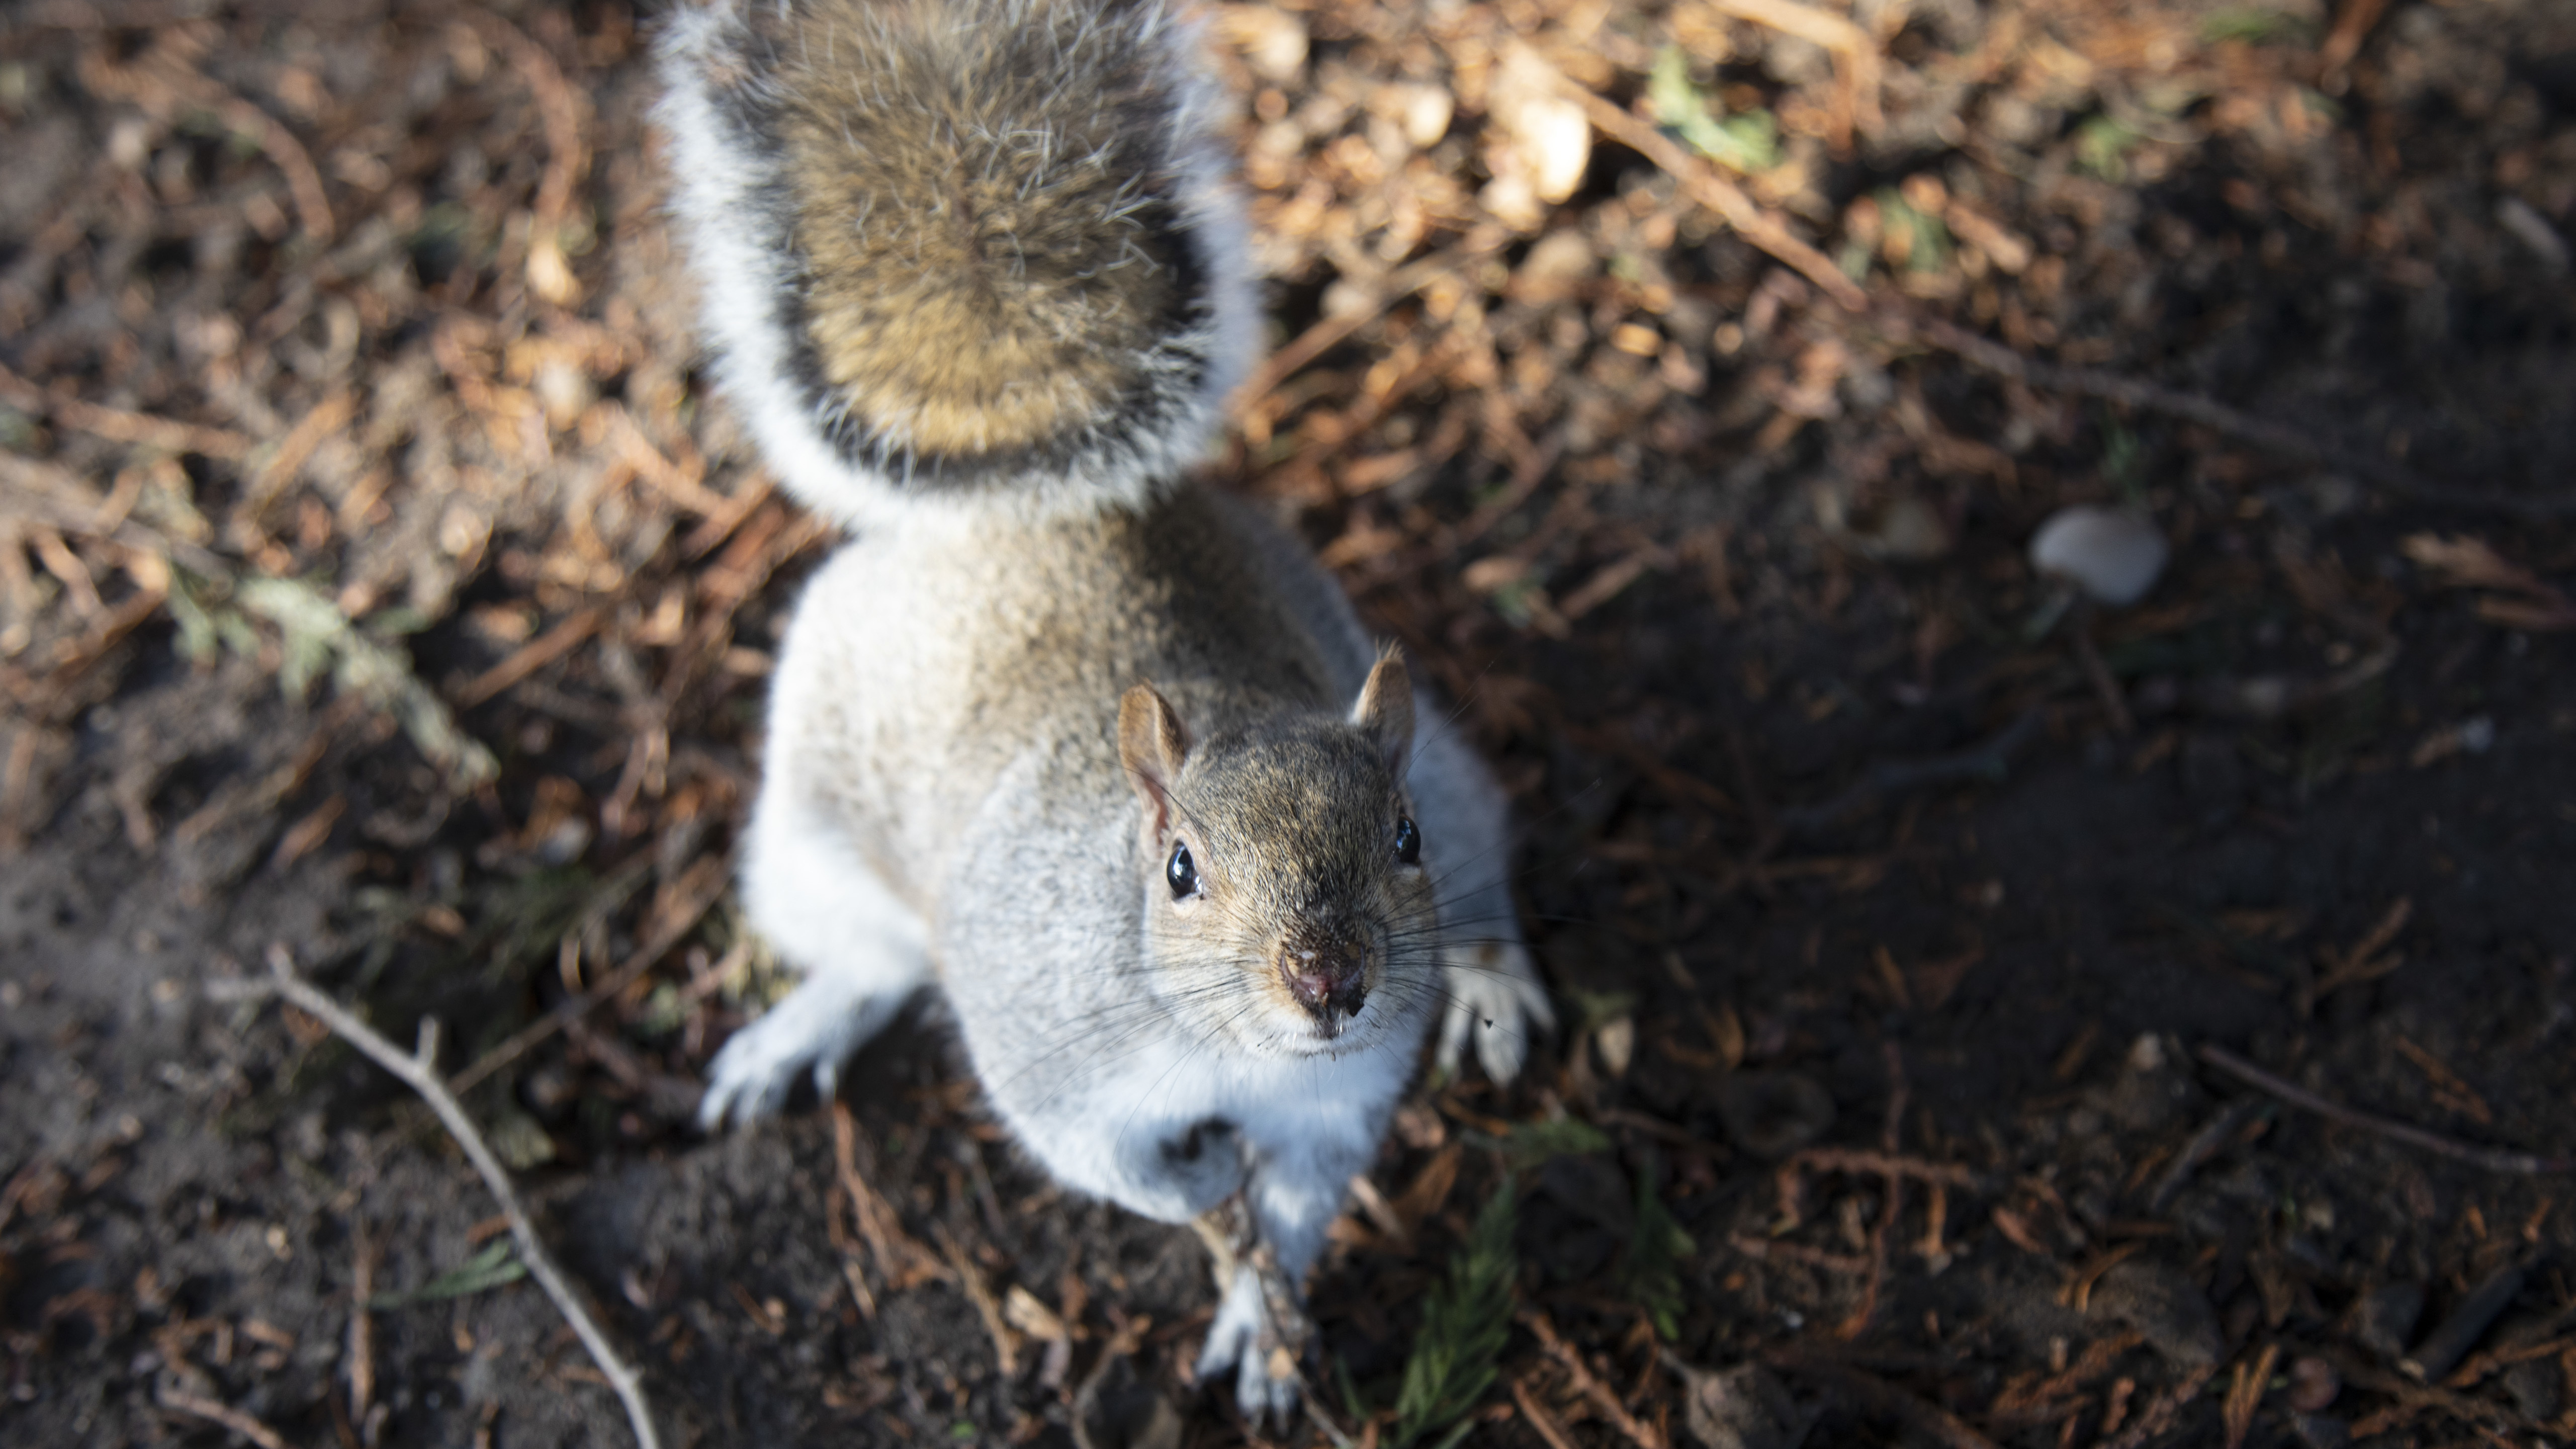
[1166,841,1199,898]
[1393,816,1420,866]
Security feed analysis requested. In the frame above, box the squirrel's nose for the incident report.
[1279,935,1369,1024]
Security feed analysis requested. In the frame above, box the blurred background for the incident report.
[3,1,2572,1445]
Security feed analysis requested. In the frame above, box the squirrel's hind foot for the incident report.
[697,974,913,1130]
[1195,1262,1304,1427]
[1190,1200,1311,1427]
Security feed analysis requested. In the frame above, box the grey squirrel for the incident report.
[656,0,1552,1419]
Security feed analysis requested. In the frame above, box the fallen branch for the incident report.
[1779,709,2044,837]
[1567,73,2564,515]
[2198,1044,2570,1175]
[1569,88,1868,312]
[208,947,663,1449]
[1895,312,2576,519]
[156,1386,290,1449]
[2144,1098,2262,1214]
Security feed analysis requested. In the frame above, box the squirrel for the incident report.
[656,0,1553,1419]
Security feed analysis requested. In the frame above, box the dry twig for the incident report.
[2198,1045,2570,1174]
[0,361,255,460]
[1709,0,1882,147]
[1778,710,2044,837]
[829,1101,950,1294]
[1786,1147,1979,1187]
[348,1213,377,1428]
[461,10,589,305]
[1512,1375,1583,1449]
[207,947,662,1449]
[1521,1308,1664,1449]
[454,607,607,709]
[1895,312,2576,518]
[156,1386,291,1449]
[1570,88,1869,312]
[933,1224,1021,1377]
[2098,1363,2216,1449]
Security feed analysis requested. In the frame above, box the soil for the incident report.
[5,2,2574,1447]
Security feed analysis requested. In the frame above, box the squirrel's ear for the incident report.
[1351,651,1415,776]
[1119,683,1191,833]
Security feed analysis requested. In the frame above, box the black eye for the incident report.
[1394,816,1420,866]
[1167,841,1199,898]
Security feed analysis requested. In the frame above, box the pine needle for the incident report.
[1390,1179,1519,1448]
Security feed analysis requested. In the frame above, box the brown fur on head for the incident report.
[1118,656,1435,1053]
[700,0,1226,477]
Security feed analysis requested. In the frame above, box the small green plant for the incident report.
[2100,414,2147,503]
[367,1240,526,1309]
[1391,1180,1520,1449]
[168,567,498,790]
[1874,188,1953,275]
[2074,115,2141,182]
[1495,1116,1612,1171]
[1647,46,1781,174]
[1487,576,1542,631]
[2199,8,2315,46]
[1559,986,1636,1036]
[1619,1160,1696,1339]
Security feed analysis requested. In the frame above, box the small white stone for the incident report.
[1519,96,1591,203]
[1399,84,1453,150]
[1490,44,1590,211]
[1594,1016,1634,1076]
[2126,1033,2165,1072]
[2029,504,2168,607]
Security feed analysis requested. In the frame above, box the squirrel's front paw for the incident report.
[697,976,893,1130]
[1194,1265,1301,1426]
[1436,940,1555,1084]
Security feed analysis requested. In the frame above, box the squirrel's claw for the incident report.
[1436,941,1555,1084]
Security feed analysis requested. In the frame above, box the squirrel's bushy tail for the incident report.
[656,0,1256,524]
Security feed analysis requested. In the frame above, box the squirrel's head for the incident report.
[1118,655,1438,1058]
[655,0,1257,526]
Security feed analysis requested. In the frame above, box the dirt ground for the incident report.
[5,1,2574,1446]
